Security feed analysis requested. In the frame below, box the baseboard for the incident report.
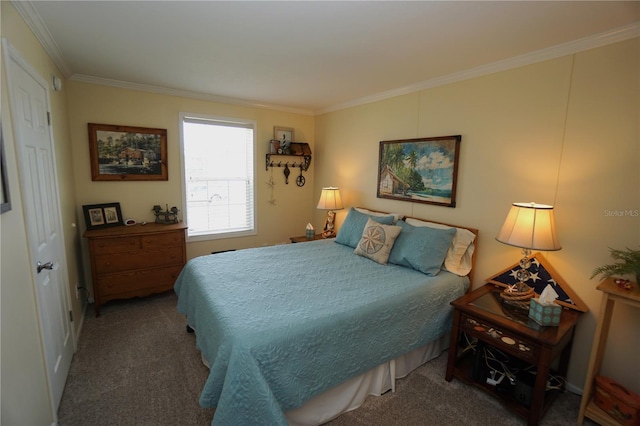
[566,382,583,395]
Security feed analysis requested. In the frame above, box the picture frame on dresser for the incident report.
[83,202,124,230]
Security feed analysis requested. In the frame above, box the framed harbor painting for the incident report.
[377,135,461,207]
[88,123,167,181]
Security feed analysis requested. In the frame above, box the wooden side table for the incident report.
[446,283,581,426]
[578,277,640,425]
[289,234,332,243]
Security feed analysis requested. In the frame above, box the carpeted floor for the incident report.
[58,292,595,425]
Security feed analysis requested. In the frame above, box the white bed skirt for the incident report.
[200,334,449,426]
[285,334,450,426]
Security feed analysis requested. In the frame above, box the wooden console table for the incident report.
[577,277,640,425]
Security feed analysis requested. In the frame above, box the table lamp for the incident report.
[496,202,561,300]
[316,187,344,238]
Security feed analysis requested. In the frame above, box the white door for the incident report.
[4,40,75,414]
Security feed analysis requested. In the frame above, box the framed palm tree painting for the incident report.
[377,135,461,207]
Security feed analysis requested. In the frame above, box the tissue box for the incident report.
[528,298,562,326]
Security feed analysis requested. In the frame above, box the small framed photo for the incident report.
[83,202,124,230]
[274,126,294,144]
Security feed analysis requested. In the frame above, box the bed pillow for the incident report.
[388,220,456,276]
[405,218,476,276]
[354,218,402,265]
[354,207,403,224]
[335,207,395,248]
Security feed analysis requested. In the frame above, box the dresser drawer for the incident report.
[92,236,140,254]
[97,265,183,296]
[94,247,184,274]
[141,230,184,249]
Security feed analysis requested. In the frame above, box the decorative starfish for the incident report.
[266,175,275,189]
[266,170,276,205]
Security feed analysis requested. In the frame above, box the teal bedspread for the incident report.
[174,240,468,425]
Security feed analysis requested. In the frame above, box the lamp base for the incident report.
[322,210,336,238]
[321,230,336,239]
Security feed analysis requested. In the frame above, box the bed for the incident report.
[174,208,478,425]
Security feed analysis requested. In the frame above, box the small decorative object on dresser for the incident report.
[83,222,187,316]
[152,204,180,224]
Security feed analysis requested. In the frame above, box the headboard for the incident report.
[355,207,478,290]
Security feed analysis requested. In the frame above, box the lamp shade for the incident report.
[496,202,561,251]
[316,187,344,211]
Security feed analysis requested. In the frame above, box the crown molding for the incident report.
[11,0,638,116]
[11,0,73,78]
[317,22,640,115]
[69,74,315,116]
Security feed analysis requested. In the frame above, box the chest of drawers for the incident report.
[84,222,188,316]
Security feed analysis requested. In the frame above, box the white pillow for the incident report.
[355,207,403,224]
[405,218,476,276]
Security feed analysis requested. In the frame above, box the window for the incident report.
[180,113,256,240]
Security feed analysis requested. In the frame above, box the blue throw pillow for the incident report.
[335,208,395,248]
[388,220,456,276]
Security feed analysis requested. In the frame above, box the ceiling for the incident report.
[16,1,640,114]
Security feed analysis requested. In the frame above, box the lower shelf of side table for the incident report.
[583,398,621,426]
[450,348,562,422]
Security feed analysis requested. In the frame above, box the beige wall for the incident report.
[2,1,638,423]
[66,82,316,265]
[315,38,640,392]
[1,2,81,424]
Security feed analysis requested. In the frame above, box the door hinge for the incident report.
[47,111,51,126]
[69,310,73,322]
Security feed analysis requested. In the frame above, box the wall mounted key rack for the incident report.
[265,141,312,171]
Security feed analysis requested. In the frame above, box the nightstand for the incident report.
[289,234,331,243]
[445,284,580,426]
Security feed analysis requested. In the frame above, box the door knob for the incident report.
[37,261,54,273]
